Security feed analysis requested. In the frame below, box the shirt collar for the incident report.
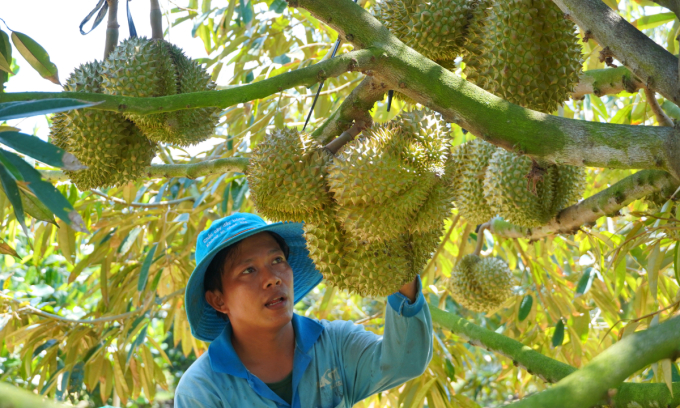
[208,313,324,376]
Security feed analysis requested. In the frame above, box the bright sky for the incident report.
[3,0,219,156]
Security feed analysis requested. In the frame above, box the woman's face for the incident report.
[206,232,295,332]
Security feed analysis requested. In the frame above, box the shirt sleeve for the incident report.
[175,368,227,408]
[174,393,225,408]
[338,275,433,404]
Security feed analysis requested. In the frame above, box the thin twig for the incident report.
[473,222,490,256]
[644,87,674,127]
[90,189,195,207]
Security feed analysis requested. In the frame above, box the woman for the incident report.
[175,212,433,408]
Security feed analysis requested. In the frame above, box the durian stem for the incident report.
[429,305,680,407]
[104,0,119,60]
[571,67,643,100]
[488,170,678,240]
[324,120,367,154]
[39,156,249,182]
[150,0,163,39]
[0,49,377,113]
[472,222,489,256]
[552,0,680,107]
[90,189,195,207]
[644,87,674,127]
[312,75,388,145]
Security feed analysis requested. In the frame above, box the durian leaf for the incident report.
[0,163,27,236]
[674,242,680,287]
[632,12,676,30]
[0,99,98,121]
[575,267,595,296]
[0,238,17,257]
[518,295,533,322]
[552,320,565,348]
[0,149,87,232]
[138,243,159,292]
[0,125,20,132]
[269,0,287,13]
[126,325,148,366]
[238,0,254,24]
[19,187,56,224]
[0,29,11,88]
[0,131,85,170]
[231,179,247,211]
[10,31,60,85]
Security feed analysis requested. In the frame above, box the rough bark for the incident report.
[552,0,680,105]
[571,67,643,100]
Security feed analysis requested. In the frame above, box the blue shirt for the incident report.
[174,280,433,408]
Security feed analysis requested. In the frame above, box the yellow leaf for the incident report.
[56,220,76,265]
[662,359,674,397]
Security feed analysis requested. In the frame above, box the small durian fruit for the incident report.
[464,0,582,113]
[448,254,513,312]
[52,61,156,190]
[101,37,219,146]
[248,128,333,222]
[455,139,498,224]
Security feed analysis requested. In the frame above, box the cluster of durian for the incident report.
[372,0,582,113]
[454,138,586,227]
[248,110,457,296]
[448,254,513,312]
[50,37,219,190]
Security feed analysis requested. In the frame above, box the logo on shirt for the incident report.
[319,368,343,390]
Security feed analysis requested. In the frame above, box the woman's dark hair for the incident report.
[203,231,290,321]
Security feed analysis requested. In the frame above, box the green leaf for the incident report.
[231,179,247,211]
[238,0,253,24]
[269,0,287,13]
[0,99,98,121]
[647,243,661,301]
[552,320,565,348]
[632,12,676,30]
[138,243,159,292]
[0,149,87,232]
[615,258,627,297]
[10,31,60,84]
[575,267,595,296]
[0,131,85,170]
[126,325,148,366]
[662,100,680,120]
[118,226,142,255]
[444,358,455,380]
[0,29,11,89]
[20,189,56,224]
[675,242,680,287]
[0,163,27,236]
[518,295,533,322]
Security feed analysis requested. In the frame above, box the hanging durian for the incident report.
[455,139,497,225]
[448,254,513,312]
[51,61,156,190]
[101,37,220,146]
[464,0,582,113]
[248,128,332,223]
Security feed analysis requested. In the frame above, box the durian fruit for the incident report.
[101,37,220,146]
[455,139,498,224]
[328,109,450,242]
[248,128,332,222]
[448,254,513,312]
[464,0,582,113]
[51,61,157,190]
[483,149,585,227]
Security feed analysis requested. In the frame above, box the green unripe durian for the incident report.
[455,139,498,224]
[448,254,513,312]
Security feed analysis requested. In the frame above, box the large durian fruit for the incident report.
[50,61,157,190]
[454,138,498,224]
[248,109,456,296]
[448,254,513,312]
[464,0,583,114]
[101,37,220,146]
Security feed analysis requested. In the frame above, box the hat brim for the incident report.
[185,221,322,342]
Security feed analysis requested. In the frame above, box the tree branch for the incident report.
[323,119,368,154]
[89,189,195,207]
[104,0,119,60]
[429,306,680,407]
[644,87,674,127]
[552,0,680,105]
[150,0,163,40]
[0,49,378,114]
[505,314,680,408]
[292,0,680,180]
[0,382,63,408]
[651,0,680,19]
[571,67,643,100]
[488,170,678,240]
[311,75,388,144]
[40,156,249,182]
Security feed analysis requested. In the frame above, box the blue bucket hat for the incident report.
[185,212,323,342]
